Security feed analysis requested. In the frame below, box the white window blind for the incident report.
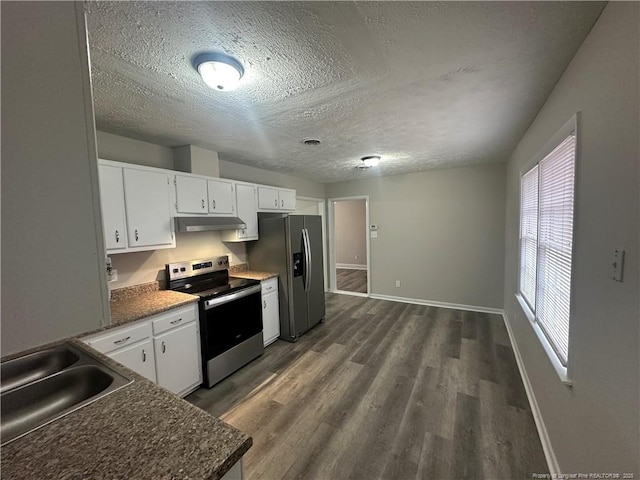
[519,166,538,310]
[519,133,576,367]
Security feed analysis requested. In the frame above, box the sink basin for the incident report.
[1,345,80,393]
[0,342,132,445]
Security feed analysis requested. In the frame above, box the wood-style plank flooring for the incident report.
[186,293,548,480]
[336,268,367,293]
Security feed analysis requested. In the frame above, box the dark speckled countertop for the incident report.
[0,338,251,480]
[229,263,279,282]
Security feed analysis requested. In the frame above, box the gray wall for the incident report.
[1,2,108,355]
[334,200,367,267]
[219,159,326,199]
[502,2,639,473]
[96,131,175,169]
[327,164,506,309]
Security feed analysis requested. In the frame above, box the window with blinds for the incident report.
[518,133,576,367]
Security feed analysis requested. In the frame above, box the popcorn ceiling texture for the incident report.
[86,1,604,183]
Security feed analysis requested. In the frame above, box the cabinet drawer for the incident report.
[151,304,197,336]
[86,322,152,355]
[261,277,278,294]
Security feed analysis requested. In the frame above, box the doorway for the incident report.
[295,196,329,291]
[328,196,370,296]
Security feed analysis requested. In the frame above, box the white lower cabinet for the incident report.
[154,322,201,397]
[109,338,157,383]
[83,303,202,397]
[261,277,280,346]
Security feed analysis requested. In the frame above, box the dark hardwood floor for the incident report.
[186,293,548,480]
[336,268,368,293]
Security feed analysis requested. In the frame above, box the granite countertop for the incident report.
[231,270,278,281]
[1,338,252,480]
[110,290,199,327]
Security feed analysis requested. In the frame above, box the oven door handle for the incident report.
[204,284,262,309]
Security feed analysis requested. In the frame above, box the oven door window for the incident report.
[202,290,262,358]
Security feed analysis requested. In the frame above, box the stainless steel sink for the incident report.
[1,345,80,393]
[0,342,132,445]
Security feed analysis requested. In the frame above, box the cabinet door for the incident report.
[236,184,258,240]
[109,338,157,383]
[207,179,235,214]
[257,187,279,210]
[98,164,127,250]
[262,290,280,346]
[123,168,173,247]
[175,175,208,214]
[278,189,297,210]
[154,322,201,395]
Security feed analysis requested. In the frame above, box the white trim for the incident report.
[328,196,371,295]
[515,294,572,386]
[332,290,369,298]
[501,310,561,477]
[368,293,502,315]
[336,263,367,270]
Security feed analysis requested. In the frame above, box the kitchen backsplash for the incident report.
[108,231,248,289]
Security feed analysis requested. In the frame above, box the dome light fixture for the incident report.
[361,155,381,168]
[193,52,244,91]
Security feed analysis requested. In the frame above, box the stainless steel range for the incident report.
[166,256,263,388]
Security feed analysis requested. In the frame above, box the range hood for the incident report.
[175,216,246,233]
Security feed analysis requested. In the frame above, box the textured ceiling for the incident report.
[86,1,604,183]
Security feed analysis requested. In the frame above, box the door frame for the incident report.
[328,195,371,296]
[295,196,329,291]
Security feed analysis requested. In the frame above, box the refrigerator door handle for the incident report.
[303,228,312,293]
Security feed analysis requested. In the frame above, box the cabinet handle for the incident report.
[266,286,272,291]
[201,199,205,209]
[135,229,139,241]
[113,336,131,345]
[212,199,216,210]
[281,199,284,207]
[115,230,120,243]
[263,300,267,309]
[274,198,278,207]
[170,318,182,325]
[142,349,146,362]
[162,341,166,353]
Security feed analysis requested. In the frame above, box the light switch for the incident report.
[612,249,625,282]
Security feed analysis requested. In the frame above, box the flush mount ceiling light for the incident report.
[193,52,244,91]
[361,155,381,167]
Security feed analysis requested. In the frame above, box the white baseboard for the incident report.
[332,289,369,298]
[500,311,560,476]
[335,263,367,270]
[368,293,503,315]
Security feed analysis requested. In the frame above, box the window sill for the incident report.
[515,293,573,387]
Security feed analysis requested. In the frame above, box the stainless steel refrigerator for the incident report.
[247,214,325,342]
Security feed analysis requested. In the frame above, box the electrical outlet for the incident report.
[108,269,118,282]
[395,280,401,288]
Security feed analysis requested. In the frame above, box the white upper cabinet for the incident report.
[207,179,235,214]
[221,182,258,242]
[98,164,128,251]
[278,189,296,210]
[98,160,175,254]
[174,174,208,214]
[257,186,279,210]
[123,167,174,248]
[173,174,236,216]
[257,186,297,212]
